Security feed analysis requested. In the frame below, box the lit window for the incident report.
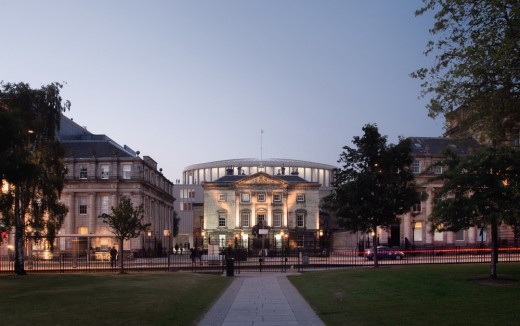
[296,212,305,227]
[78,227,89,235]
[241,212,250,227]
[257,193,266,202]
[123,164,132,179]
[413,222,423,241]
[296,194,305,202]
[411,160,421,174]
[297,234,304,247]
[273,193,282,202]
[218,193,226,201]
[79,166,88,179]
[241,193,250,202]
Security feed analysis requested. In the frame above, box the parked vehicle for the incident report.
[364,246,405,260]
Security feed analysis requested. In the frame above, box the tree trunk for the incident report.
[14,189,26,276]
[490,216,498,279]
[119,238,125,274]
[373,230,379,268]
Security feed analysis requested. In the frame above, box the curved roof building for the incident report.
[183,158,337,189]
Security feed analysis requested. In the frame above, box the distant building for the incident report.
[56,115,175,255]
[202,170,321,252]
[174,158,337,250]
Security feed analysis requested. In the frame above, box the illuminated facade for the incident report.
[202,170,321,252]
[57,115,175,254]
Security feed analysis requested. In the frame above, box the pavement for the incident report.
[197,272,325,326]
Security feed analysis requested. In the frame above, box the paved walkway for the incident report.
[198,272,325,326]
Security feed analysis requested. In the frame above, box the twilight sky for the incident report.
[1,1,443,182]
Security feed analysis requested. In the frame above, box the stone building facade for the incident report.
[202,170,321,252]
[56,115,175,255]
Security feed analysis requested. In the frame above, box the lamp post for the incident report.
[164,229,171,270]
[147,230,152,256]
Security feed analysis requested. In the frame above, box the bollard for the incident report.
[226,258,234,277]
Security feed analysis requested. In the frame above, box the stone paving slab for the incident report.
[197,273,325,326]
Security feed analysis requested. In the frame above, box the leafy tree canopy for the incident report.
[431,145,520,278]
[322,124,419,234]
[99,196,150,273]
[0,82,70,275]
[431,146,520,232]
[412,0,520,144]
[99,196,149,242]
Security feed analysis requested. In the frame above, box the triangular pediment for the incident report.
[236,172,287,186]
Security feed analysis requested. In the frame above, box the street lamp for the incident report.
[147,230,152,255]
[164,229,171,270]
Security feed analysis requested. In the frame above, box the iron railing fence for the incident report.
[1,245,519,274]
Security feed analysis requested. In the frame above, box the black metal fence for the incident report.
[1,246,519,275]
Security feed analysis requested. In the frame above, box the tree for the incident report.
[99,196,150,274]
[412,0,520,145]
[321,124,419,267]
[430,146,520,279]
[172,210,180,238]
[0,82,70,275]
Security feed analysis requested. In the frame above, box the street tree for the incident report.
[99,196,150,274]
[172,210,180,238]
[430,146,520,279]
[0,82,70,275]
[412,0,520,146]
[321,124,419,267]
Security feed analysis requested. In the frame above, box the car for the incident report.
[364,246,405,260]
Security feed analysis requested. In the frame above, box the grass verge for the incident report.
[0,272,231,326]
[289,264,520,326]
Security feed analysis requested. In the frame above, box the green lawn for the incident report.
[289,264,520,326]
[0,272,231,326]
[2,265,520,326]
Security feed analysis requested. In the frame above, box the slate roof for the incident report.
[407,137,479,156]
[59,115,135,159]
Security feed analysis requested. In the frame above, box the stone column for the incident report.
[425,187,434,244]
[66,192,75,234]
[89,192,96,235]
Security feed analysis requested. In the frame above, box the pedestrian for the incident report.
[190,248,196,264]
[175,243,179,254]
[109,246,118,267]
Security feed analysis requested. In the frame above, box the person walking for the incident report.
[110,246,118,268]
